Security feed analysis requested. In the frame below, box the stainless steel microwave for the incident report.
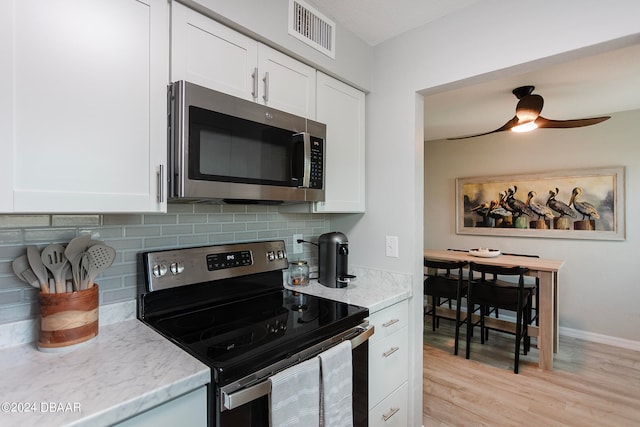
[168,81,326,204]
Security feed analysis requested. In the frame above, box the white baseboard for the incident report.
[424,301,640,352]
[559,326,640,352]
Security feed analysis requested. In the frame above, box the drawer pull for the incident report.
[382,318,400,328]
[382,407,400,421]
[383,346,399,358]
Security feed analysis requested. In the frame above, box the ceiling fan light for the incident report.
[512,121,538,133]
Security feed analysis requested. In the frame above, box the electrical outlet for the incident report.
[293,234,303,254]
[385,235,399,257]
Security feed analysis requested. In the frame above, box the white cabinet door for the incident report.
[367,300,409,415]
[171,3,315,118]
[369,382,408,427]
[0,1,14,212]
[257,44,317,118]
[171,1,257,102]
[314,72,366,212]
[115,386,207,427]
[368,324,408,409]
[7,0,168,213]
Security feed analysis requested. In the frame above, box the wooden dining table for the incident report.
[423,249,565,370]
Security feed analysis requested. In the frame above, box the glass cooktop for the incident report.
[147,288,368,385]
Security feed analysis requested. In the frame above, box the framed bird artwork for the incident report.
[455,166,625,240]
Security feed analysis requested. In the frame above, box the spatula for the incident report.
[41,244,69,293]
[12,255,41,291]
[27,245,50,293]
[64,235,91,266]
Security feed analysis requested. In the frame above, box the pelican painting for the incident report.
[546,188,577,218]
[457,167,622,239]
[569,187,601,220]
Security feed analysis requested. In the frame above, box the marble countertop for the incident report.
[0,266,409,426]
[0,319,210,427]
[284,266,412,314]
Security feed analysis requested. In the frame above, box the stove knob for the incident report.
[152,264,168,278]
[170,262,184,275]
[267,323,276,333]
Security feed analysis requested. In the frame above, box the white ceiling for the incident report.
[310,0,483,47]
[311,0,640,141]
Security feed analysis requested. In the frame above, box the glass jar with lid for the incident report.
[288,260,309,286]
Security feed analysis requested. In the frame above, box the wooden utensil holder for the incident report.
[38,285,99,351]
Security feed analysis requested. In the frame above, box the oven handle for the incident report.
[221,321,374,412]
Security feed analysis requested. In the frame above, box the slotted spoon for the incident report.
[80,244,116,289]
[41,244,69,293]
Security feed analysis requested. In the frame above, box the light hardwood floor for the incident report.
[423,316,640,426]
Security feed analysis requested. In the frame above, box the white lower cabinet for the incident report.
[369,382,408,427]
[114,386,207,427]
[367,300,409,426]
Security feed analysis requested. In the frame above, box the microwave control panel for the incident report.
[309,137,324,189]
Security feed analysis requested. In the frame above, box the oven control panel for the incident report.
[143,240,289,292]
[207,250,252,271]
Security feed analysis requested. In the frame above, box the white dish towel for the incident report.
[319,340,353,427]
[269,357,320,427]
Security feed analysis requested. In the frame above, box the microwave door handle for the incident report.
[302,132,311,188]
[292,132,311,188]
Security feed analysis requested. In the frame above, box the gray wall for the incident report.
[0,204,328,324]
[333,2,640,425]
[425,109,640,345]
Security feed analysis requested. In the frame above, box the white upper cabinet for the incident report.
[0,2,14,212]
[257,44,316,118]
[3,0,168,213]
[171,2,316,118]
[314,72,366,213]
[170,2,257,102]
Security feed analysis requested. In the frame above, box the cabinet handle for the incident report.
[262,71,269,102]
[383,346,399,358]
[251,67,258,98]
[157,164,164,203]
[382,318,400,328]
[382,407,400,422]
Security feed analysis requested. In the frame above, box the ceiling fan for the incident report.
[448,85,611,140]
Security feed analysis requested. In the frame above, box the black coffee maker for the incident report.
[318,232,356,288]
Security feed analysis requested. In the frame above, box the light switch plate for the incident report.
[385,235,399,257]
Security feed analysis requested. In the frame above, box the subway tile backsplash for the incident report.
[0,204,328,325]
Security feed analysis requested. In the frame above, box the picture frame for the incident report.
[456,166,625,240]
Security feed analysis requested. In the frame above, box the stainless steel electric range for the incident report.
[138,240,372,427]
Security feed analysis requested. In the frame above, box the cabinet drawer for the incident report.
[368,327,408,408]
[369,382,408,427]
[368,300,408,344]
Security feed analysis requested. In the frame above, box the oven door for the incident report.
[217,322,373,427]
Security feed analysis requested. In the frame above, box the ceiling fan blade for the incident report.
[447,116,518,140]
[535,115,611,129]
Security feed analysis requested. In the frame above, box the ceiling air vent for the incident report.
[288,0,336,59]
